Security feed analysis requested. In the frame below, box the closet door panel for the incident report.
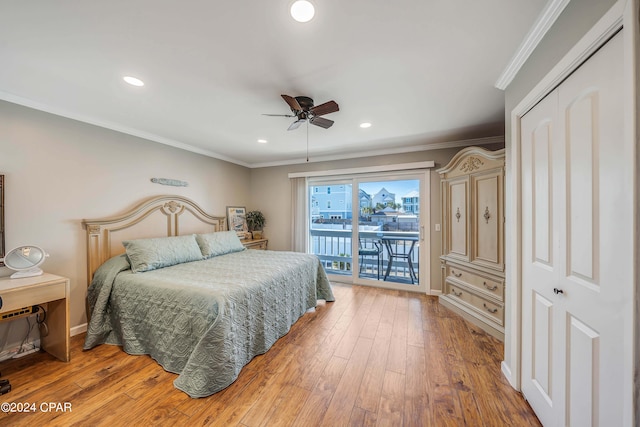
[521,31,626,426]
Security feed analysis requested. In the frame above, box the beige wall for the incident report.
[249,142,504,294]
[0,100,251,330]
[0,97,504,332]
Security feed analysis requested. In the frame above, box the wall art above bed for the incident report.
[226,206,249,238]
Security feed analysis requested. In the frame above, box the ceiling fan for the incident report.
[264,95,339,131]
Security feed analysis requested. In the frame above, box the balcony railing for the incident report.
[309,228,420,285]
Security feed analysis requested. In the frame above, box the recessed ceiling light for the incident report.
[123,76,144,87]
[360,122,372,128]
[290,0,315,23]
[258,139,268,143]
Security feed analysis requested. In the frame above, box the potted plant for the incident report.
[245,210,266,239]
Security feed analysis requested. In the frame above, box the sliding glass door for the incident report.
[308,180,354,280]
[308,171,428,292]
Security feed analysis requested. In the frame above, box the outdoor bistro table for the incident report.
[381,235,419,284]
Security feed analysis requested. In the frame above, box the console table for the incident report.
[0,273,70,362]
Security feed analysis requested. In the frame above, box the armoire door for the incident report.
[520,31,628,426]
[444,177,469,261]
[471,169,503,270]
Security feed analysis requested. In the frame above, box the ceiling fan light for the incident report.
[290,0,315,23]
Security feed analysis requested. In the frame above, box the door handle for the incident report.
[553,288,564,295]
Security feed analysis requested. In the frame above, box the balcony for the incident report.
[310,229,420,285]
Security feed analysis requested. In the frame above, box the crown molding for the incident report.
[495,0,571,90]
[1,91,503,170]
[250,136,504,168]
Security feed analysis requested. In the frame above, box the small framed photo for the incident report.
[226,206,248,238]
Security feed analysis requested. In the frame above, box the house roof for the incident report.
[402,190,420,198]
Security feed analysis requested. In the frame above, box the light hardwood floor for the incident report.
[0,283,540,426]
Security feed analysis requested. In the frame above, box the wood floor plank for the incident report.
[354,320,391,413]
[348,406,377,426]
[333,293,374,359]
[375,370,405,426]
[386,297,408,375]
[257,385,310,427]
[240,345,307,426]
[0,284,541,426]
[319,336,374,426]
[359,291,386,340]
[427,326,465,426]
[291,355,349,426]
[404,344,431,426]
[406,295,425,348]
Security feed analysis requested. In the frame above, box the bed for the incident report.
[82,195,334,398]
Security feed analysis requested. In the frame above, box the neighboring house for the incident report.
[358,189,372,213]
[371,207,400,223]
[371,208,418,231]
[310,184,352,219]
[372,187,395,208]
[401,190,420,214]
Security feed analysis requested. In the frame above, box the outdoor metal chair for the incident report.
[358,239,383,279]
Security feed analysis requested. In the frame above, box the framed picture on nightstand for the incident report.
[226,206,248,238]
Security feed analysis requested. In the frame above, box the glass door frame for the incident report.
[307,170,430,293]
[307,178,355,283]
[352,171,429,292]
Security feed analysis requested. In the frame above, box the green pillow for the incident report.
[195,231,246,258]
[123,235,203,273]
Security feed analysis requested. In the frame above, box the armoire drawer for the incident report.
[445,282,504,325]
[446,265,504,301]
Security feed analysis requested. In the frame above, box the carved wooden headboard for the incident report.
[82,195,226,284]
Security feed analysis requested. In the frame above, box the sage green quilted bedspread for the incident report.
[84,250,334,398]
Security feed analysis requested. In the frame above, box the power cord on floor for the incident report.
[36,305,48,338]
[0,305,49,395]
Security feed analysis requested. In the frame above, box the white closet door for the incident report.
[521,31,627,426]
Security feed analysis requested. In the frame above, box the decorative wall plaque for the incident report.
[151,178,188,187]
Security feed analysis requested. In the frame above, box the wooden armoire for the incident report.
[438,146,505,340]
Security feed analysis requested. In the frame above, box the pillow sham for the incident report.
[195,231,246,258]
[123,234,203,273]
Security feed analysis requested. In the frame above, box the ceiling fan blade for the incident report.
[287,119,305,131]
[309,100,339,117]
[281,94,302,112]
[309,116,334,129]
[262,113,296,117]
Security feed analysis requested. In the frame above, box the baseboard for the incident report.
[70,323,87,337]
[501,360,518,390]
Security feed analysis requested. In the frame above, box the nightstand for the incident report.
[242,238,268,250]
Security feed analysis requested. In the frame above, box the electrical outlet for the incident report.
[435,223,441,232]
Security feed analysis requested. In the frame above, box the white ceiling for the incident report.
[0,0,547,167]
